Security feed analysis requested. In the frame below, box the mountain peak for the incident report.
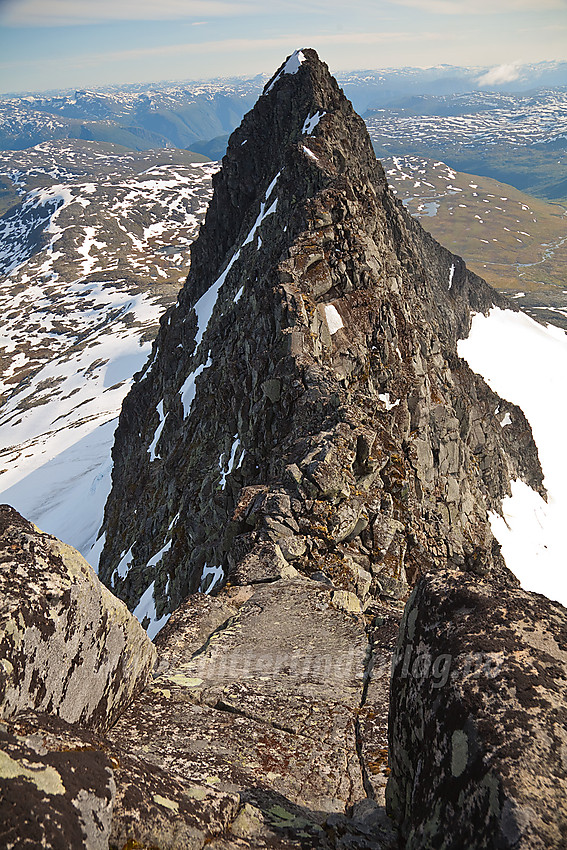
[99,49,541,629]
[263,47,310,93]
[2,50,564,850]
[180,46,384,317]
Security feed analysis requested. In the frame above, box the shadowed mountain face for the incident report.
[98,48,541,623]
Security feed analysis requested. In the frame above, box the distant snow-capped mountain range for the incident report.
[1,61,566,157]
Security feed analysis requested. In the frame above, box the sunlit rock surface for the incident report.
[1,48,565,849]
[0,505,156,731]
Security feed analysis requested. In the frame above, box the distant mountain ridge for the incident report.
[0,81,262,152]
[1,61,566,153]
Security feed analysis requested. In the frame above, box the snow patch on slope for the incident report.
[133,581,170,640]
[192,173,279,348]
[200,563,224,594]
[458,306,567,606]
[0,146,216,595]
[219,434,242,489]
[302,111,325,135]
[265,49,306,94]
[0,287,159,566]
[324,304,343,334]
[180,355,212,417]
[148,400,167,461]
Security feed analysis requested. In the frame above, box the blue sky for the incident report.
[0,0,566,94]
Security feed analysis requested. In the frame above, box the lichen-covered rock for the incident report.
[108,580,369,815]
[108,741,240,850]
[1,711,240,850]
[0,505,156,732]
[0,713,115,850]
[386,563,567,849]
[106,573,412,847]
[358,609,404,806]
[106,576,404,847]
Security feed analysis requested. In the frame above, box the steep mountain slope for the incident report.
[0,142,215,557]
[98,49,542,637]
[459,307,567,605]
[384,156,567,327]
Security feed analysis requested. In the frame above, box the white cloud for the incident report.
[476,62,522,86]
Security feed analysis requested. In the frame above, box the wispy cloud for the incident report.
[1,0,254,26]
[389,0,566,13]
[0,31,442,71]
[3,0,565,27]
[0,0,390,26]
[476,62,522,86]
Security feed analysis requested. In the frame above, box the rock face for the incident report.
[0,713,116,850]
[0,505,156,731]
[1,710,241,850]
[107,580,399,848]
[387,565,567,850]
[98,48,542,627]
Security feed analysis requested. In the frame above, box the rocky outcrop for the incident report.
[386,564,567,849]
[99,49,542,627]
[107,579,400,848]
[0,515,399,849]
[0,713,116,850]
[0,507,242,848]
[0,505,156,731]
[1,710,241,850]
[3,527,565,848]
[91,45,552,847]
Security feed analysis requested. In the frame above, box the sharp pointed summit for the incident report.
[98,48,542,621]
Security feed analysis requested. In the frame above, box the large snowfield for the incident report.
[0,146,215,575]
[458,306,567,607]
[0,312,155,561]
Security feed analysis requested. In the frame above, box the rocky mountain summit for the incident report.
[1,49,566,849]
[99,48,542,620]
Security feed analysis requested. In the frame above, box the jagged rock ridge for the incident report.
[99,48,542,621]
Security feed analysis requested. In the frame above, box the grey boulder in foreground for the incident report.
[387,562,567,850]
[0,505,156,731]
